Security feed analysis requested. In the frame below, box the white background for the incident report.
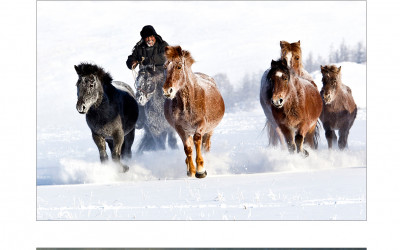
[1,0,399,249]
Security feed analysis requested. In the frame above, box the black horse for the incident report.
[134,65,178,152]
[74,62,139,172]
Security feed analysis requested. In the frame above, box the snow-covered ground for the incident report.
[36,1,366,220]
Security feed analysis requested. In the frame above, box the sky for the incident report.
[37,1,366,87]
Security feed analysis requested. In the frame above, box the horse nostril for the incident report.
[279,98,283,104]
[82,105,86,111]
[169,88,173,94]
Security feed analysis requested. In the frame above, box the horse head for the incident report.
[162,45,195,99]
[280,40,303,75]
[320,65,342,104]
[135,65,162,106]
[74,63,106,114]
[268,59,291,109]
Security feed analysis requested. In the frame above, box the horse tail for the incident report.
[313,120,321,149]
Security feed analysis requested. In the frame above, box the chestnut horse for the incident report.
[268,59,322,157]
[163,45,225,178]
[280,40,316,86]
[320,65,357,149]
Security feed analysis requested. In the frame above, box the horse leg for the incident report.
[158,131,167,150]
[121,129,135,159]
[176,127,196,177]
[323,122,337,149]
[184,137,196,177]
[202,131,213,152]
[338,127,350,150]
[280,126,296,153]
[137,125,156,153]
[295,134,309,157]
[92,133,108,162]
[112,130,129,173]
[106,139,114,155]
[276,126,286,150]
[325,129,337,149]
[304,123,318,150]
[167,130,178,149]
[193,132,207,178]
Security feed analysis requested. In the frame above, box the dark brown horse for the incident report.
[163,45,225,178]
[268,59,322,157]
[320,65,357,149]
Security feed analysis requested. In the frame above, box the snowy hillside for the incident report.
[37,1,366,220]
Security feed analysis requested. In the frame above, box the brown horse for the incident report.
[163,45,225,178]
[280,40,316,86]
[320,65,357,149]
[268,59,322,157]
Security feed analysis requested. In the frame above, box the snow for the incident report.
[35,1,367,220]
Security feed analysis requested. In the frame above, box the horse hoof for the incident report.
[195,170,207,179]
[302,150,309,158]
[187,171,195,177]
[122,165,129,173]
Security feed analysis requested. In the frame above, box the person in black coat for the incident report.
[126,25,169,71]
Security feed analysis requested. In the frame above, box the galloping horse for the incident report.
[260,40,318,149]
[268,59,322,157]
[134,65,178,152]
[74,62,138,172]
[162,46,225,178]
[320,65,357,149]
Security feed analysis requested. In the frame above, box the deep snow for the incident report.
[36,1,366,220]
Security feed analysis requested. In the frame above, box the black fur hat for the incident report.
[140,25,158,39]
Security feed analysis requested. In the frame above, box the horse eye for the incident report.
[177,65,182,69]
[90,83,94,88]
[295,57,299,60]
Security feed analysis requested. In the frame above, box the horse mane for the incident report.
[267,59,291,81]
[321,65,342,83]
[165,46,195,67]
[74,62,113,86]
[280,40,303,68]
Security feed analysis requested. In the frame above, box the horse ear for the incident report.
[280,41,287,48]
[74,65,80,75]
[338,66,341,73]
[175,46,183,56]
[271,59,276,67]
[297,40,301,45]
[282,58,288,67]
[183,50,195,67]
[165,46,174,60]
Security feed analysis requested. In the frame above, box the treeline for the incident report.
[214,40,365,113]
[304,40,366,73]
[213,71,263,113]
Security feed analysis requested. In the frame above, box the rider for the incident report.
[126,25,169,71]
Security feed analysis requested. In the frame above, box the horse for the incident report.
[268,59,322,157]
[162,45,225,178]
[260,40,318,149]
[320,65,357,149]
[280,40,316,86]
[74,62,139,172]
[134,65,178,152]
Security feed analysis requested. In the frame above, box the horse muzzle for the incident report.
[137,94,148,106]
[163,87,176,99]
[323,95,332,104]
[76,101,88,114]
[271,98,284,108]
